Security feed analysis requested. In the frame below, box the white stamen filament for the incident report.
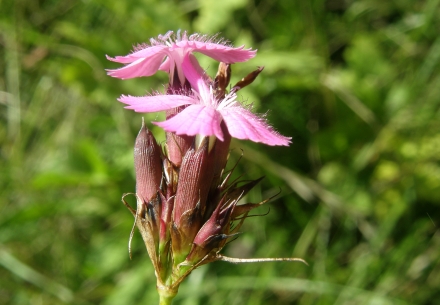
[192,86,238,110]
[218,92,238,110]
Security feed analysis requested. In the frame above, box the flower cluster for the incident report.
[107,30,301,304]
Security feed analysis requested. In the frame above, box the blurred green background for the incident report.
[1,0,439,304]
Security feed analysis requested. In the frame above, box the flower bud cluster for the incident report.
[126,71,267,296]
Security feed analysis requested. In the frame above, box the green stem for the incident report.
[158,293,175,305]
[157,282,177,305]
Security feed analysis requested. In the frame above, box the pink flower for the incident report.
[106,30,256,85]
[119,55,291,146]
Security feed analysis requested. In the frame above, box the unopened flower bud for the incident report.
[186,196,237,264]
[194,198,232,247]
[173,138,214,227]
[134,120,163,203]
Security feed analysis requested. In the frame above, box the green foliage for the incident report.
[1,0,439,304]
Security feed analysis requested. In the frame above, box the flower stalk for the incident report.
[109,30,305,304]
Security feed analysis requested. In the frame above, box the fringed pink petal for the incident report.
[154,105,224,141]
[119,94,195,112]
[158,57,170,72]
[181,55,211,102]
[106,45,167,63]
[221,107,291,146]
[175,40,256,63]
[106,53,166,79]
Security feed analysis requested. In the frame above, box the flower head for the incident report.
[115,32,304,305]
[119,55,291,146]
[106,30,256,86]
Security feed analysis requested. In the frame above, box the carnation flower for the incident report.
[119,55,291,146]
[106,30,256,85]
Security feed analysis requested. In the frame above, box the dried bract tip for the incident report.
[214,62,231,99]
[232,66,264,91]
